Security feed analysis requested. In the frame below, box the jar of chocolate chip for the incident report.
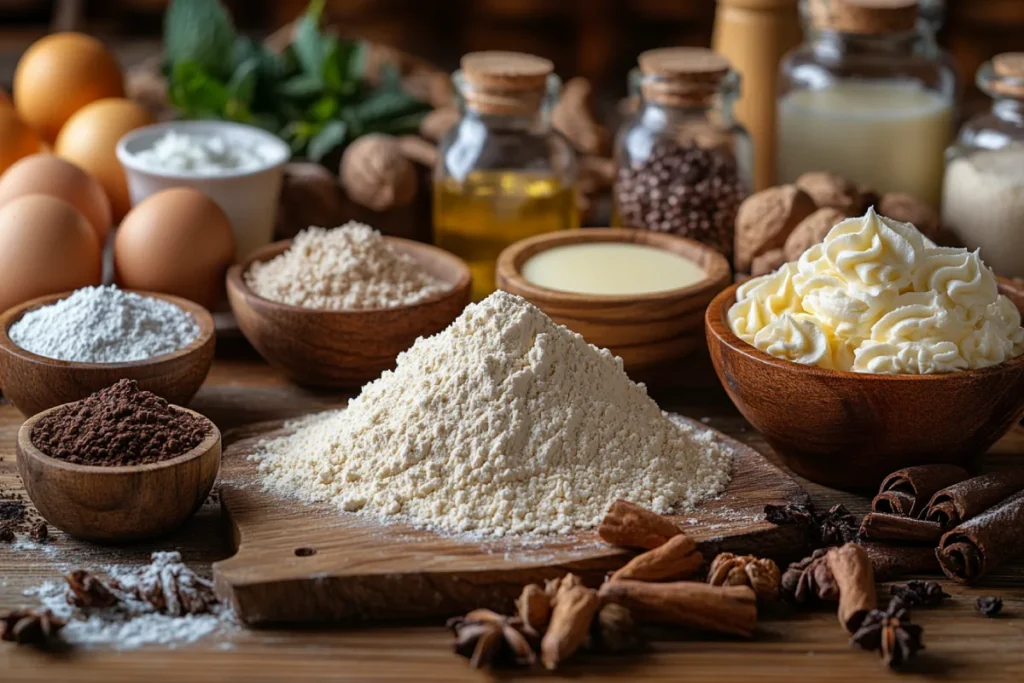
[613,47,751,259]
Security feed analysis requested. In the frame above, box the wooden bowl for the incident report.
[226,237,471,388]
[496,229,731,371]
[17,405,221,543]
[705,281,1024,491]
[0,291,216,417]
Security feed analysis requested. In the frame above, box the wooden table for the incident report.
[2,347,1023,682]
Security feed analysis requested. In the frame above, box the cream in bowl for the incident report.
[728,207,1024,374]
[521,241,707,296]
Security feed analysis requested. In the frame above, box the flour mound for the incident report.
[252,291,731,535]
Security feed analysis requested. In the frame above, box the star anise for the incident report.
[890,581,949,607]
[65,569,120,608]
[0,609,65,646]
[851,598,924,669]
[976,597,1003,617]
[781,548,839,603]
[447,609,537,669]
[764,503,858,546]
[819,504,858,545]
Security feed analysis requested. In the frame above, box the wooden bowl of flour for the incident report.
[227,238,471,388]
[0,291,216,416]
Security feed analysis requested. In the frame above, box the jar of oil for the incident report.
[434,51,578,301]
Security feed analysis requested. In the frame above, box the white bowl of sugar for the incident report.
[117,120,291,262]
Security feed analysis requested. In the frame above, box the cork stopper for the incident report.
[809,0,918,34]
[988,53,1024,99]
[637,47,732,107]
[459,51,555,115]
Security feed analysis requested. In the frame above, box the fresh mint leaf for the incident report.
[276,74,322,99]
[164,0,236,80]
[168,61,231,118]
[228,57,259,106]
[323,39,363,98]
[344,88,430,127]
[307,120,348,161]
[309,95,340,123]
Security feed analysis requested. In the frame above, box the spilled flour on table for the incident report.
[252,291,732,536]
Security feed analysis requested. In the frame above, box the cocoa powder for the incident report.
[31,380,211,467]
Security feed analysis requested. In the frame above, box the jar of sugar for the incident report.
[942,53,1024,278]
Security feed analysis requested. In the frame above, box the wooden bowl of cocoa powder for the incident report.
[16,385,221,543]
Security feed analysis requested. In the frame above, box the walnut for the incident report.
[552,77,610,156]
[133,551,217,617]
[783,207,848,261]
[795,172,869,213]
[419,107,460,142]
[275,162,348,240]
[877,193,940,240]
[734,185,816,272]
[707,552,780,602]
[339,134,418,212]
[750,248,787,276]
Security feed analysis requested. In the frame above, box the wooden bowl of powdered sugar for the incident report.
[227,227,471,387]
[0,288,216,416]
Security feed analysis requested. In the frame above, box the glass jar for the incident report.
[613,47,752,260]
[779,0,957,207]
[941,53,1024,278]
[433,51,578,302]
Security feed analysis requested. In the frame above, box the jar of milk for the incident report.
[778,0,956,208]
[942,54,1024,278]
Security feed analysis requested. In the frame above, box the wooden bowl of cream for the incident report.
[496,229,731,371]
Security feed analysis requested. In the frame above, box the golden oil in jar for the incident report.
[434,170,578,301]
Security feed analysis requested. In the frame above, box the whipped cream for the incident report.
[728,208,1024,374]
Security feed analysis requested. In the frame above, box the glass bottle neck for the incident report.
[462,107,551,133]
[809,29,920,61]
[637,97,732,129]
[992,98,1024,126]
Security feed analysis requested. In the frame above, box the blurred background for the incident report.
[1,0,1022,116]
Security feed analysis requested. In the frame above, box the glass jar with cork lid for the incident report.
[433,51,578,302]
[613,47,751,260]
[778,0,957,208]
[942,53,1024,278]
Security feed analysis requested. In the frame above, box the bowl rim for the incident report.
[227,236,472,316]
[17,403,221,475]
[0,289,216,370]
[706,280,1024,382]
[496,228,732,305]
[116,120,291,182]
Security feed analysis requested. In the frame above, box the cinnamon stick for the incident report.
[924,469,1024,527]
[540,584,600,670]
[598,500,681,550]
[609,534,703,582]
[936,489,1024,584]
[873,464,969,518]
[826,543,876,633]
[858,512,944,545]
[598,580,757,638]
[860,543,941,580]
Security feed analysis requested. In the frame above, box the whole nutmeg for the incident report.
[795,172,868,214]
[751,249,787,276]
[877,193,940,241]
[275,162,348,240]
[734,185,816,272]
[339,134,418,212]
[784,207,848,261]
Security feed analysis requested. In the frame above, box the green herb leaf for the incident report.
[343,88,431,128]
[292,0,327,83]
[168,60,231,118]
[307,120,348,161]
[228,57,259,106]
[276,74,323,99]
[308,95,340,123]
[164,0,236,80]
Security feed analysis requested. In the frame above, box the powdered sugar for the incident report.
[252,291,731,536]
[245,222,450,310]
[9,286,199,363]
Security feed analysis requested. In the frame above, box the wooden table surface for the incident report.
[2,346,1024,682]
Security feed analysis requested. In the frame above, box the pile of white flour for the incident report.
[252,291,731,536]
[9,286,199,363]
[245,222,449,310]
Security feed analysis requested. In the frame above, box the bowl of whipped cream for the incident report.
[706,208,1024,490]
[117,121,291,262]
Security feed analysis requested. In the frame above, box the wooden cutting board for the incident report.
[213,415,810,626]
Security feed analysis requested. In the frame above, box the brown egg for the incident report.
[0,194,101,314]
[0,154,112,243]
[0,107,43,176]
[115,188,235,309]
[13,32,124,143]
[55,98,153,220]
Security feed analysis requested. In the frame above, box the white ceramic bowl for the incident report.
[116,121,291,262]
